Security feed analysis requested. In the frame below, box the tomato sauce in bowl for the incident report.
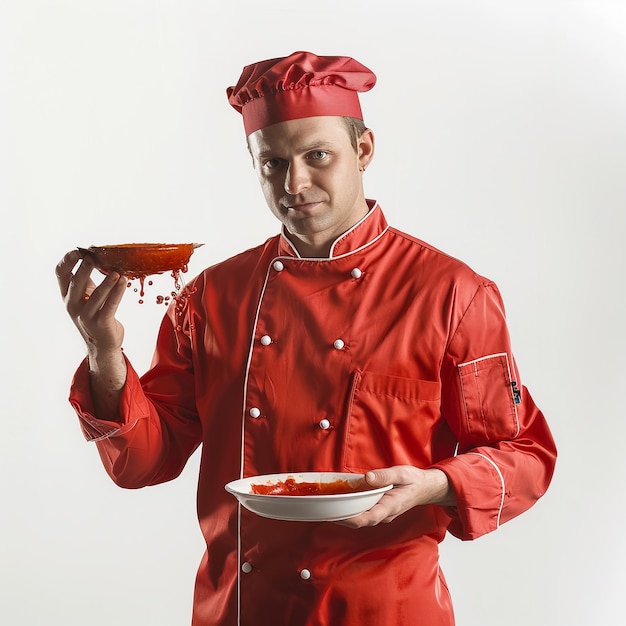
[79,243,201,278]
[78,243,202,304]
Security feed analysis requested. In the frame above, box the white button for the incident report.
[333,339,345,350]
[319,419,331,430]
[351,268,362,279]
[300,568,311,580]
[242,562,253,574]
[273,260,285,272]
[260,335,272,346]
[249,407,261,418]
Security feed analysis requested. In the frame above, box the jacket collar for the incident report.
[277,200,388,259]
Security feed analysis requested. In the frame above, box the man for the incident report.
[56,51,557,625]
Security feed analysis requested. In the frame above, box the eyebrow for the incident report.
[256,141,336,159]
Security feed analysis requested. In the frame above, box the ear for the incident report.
[357,129,375,171]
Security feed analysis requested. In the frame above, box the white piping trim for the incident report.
[466,452,505,529]
[277,203,387,260]
[459,352,507,367]
[239,265,275,474]
[84,418,141,442]
[275,226,389,264]
[87,427,121,442]
[236,503,242,626]
[279,230,301,257]
[328,202,380,258]
[235,260,275,625]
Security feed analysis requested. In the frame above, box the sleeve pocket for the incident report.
[458,353,520,441]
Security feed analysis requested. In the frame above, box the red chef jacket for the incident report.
[69,202,556,626]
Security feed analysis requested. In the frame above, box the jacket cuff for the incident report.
[68,356,148,442]
[432,452,506,540]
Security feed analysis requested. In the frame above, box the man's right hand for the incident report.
[56,249,128,417]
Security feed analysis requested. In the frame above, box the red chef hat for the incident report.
[227,51,376,135]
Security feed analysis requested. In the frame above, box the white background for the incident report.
[2,0,625,624]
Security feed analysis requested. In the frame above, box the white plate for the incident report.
[225,472,393,522]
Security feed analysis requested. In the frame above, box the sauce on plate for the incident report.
[250,477,368,496]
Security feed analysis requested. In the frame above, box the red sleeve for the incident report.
[431,282,557,540]
[68,304,202,489]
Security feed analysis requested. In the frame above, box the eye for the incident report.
[263,158,283,170]
[309,150,328,160]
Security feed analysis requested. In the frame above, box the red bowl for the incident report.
[79,243,202,278]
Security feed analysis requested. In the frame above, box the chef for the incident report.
[56,51,557,626]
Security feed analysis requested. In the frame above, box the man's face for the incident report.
[247,116,374,255]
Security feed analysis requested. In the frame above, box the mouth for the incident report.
[284,201,321,212]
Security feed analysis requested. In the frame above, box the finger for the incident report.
[336,508,385,528]
[65,257,97,313]
[335,495,397,528]
[365,468,396,488]
[98,275,128,319]
[55,250,82,298]
[80,271,122,316]
[348,481,416,526]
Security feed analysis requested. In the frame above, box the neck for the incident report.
[285,234,333,258]
[284,199,372,258]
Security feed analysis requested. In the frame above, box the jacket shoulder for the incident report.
[387,226,492,289]
[191,235,280,285]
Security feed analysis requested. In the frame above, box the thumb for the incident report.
[365,469,394,487]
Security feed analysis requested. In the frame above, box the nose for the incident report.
[284,161,311,195]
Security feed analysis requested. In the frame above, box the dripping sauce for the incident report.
[80,243,201,305]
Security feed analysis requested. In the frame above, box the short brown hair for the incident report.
[342,117,368,152]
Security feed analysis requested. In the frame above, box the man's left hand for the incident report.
[336,465,455,528]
